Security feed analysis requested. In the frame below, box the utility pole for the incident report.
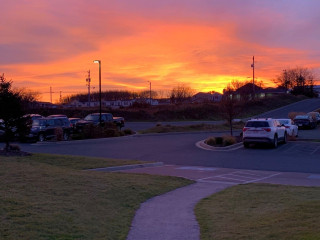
[148,81,152,105]
[86,70,91,106]
[59,91,62,103]
[50,86,53,103]
[251,56,255,97]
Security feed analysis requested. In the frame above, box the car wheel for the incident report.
[283,132,287,144]
[63,132,69,141]
[39,133,45,142]
[243,142,250,148]
[272,135,278,148]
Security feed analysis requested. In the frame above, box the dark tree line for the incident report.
[274,67,317,97]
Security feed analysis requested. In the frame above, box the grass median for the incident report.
[195,183,320,240]
[0,153,193,240]
[139,122,244,134]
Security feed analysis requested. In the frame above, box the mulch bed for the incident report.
[0,149,32,156]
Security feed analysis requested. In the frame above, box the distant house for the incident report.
[314,85,320,97]
[35,101,57,109]
[192,92,222,103]
[230,83,288,99]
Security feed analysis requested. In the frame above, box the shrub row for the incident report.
[71,123,134,140]
[205,135,237,147]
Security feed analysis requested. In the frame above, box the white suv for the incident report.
[243,118,287,148]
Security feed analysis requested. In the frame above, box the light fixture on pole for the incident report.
[251,56,255,97]
[93,60,102,125]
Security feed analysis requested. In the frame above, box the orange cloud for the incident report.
[1,1,320,103]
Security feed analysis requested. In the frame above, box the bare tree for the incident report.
[170,84,194,103]
[220,85,242,136]
[139,90,158,99]
[274,67,316,96]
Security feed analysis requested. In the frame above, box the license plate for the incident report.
[298,124,302,126]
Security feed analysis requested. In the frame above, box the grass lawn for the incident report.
[195,183,320,240]
[139,122,244,134]
[0,153,193,240]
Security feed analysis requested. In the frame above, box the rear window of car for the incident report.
[278,120,290,125]
[245,121,270,128]
[295,115,308,120]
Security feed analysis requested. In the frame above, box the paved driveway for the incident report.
[17,129,320,174]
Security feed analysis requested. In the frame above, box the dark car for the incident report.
[23,114,43,120]
[69,118,81,131]
[293,115,317,129]
[76,113,125,131]
[24,117,72,142]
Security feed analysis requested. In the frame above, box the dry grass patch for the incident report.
[139,122,244,134]
[0,154,193,240]
[195,183,320,240]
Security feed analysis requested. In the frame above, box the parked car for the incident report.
[293,115,317,129]
[242,118,287,148]
[276,119,298,137]
[76,113,125,130]
[47,114,68,118]
[23,114,43,120]
[23,117,72,142]
[307,112,320,124]
[69,118,81,130]
[0,119,4,142]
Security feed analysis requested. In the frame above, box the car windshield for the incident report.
[84,115,99,121]
[278,120,290,125]
[245,121,269,128]
[295,115,308,119]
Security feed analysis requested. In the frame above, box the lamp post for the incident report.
[93,60,102,125]
[147,81,151,105]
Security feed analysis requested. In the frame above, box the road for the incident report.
[125,98,320,132]
[18,129,320,173]
[254,98,320,118]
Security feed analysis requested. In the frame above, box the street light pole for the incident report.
[251,56,255,98]
[93,60,102,125]
[148,81,152,105]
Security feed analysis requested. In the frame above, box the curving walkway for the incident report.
[127,182,231,240]
[125,165,320,240]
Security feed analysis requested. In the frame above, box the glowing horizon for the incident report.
[1,0,320,103]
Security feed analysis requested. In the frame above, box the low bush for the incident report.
[73,123,132,140]
[215,136,223,145]
[222,135,237,146]
[205,137,216,146]
[205,135,237,147]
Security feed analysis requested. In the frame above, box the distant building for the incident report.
[34,101,57,109]
[192,92,222,103]
[314,85,320,97]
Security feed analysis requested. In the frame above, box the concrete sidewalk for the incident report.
[125,165,320,240]
[127,182,230,240]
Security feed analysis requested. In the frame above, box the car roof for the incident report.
[47,114,68,118]
[248,118,273,121]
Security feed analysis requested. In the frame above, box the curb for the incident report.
[196,140,244,151]
[87,162,164,172]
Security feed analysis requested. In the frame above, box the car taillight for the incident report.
[285,126,290,128]
[263,128,271,132]
[243,127,248,132]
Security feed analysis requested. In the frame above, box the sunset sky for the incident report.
[1,0,320,103]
